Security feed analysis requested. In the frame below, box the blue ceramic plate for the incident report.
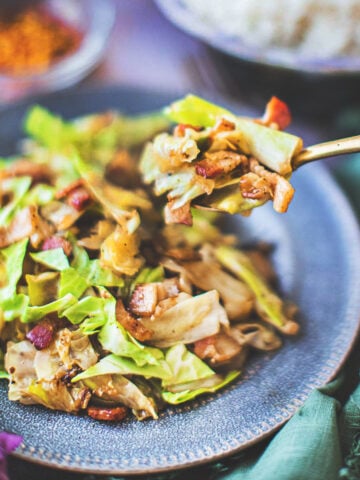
[0,87,360,475]
[155,0,360,76]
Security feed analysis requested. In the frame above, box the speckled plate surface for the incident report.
[155,0,360,76]
[0,87,360,475]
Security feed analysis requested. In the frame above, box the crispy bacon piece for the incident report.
[87,406,128,422]
[26,319,55,350]
[260,96,292,130]
[173,123,203,137]
[67,187,92,211]
[55,179,84,199]
[42,236,72,256]
[116,299,153,342]
[196,151,247,179]
[129,283,158,317]
[0,159,53,184]
[56,179,92,211]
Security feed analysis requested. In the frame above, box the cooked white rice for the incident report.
[182,0,360,59]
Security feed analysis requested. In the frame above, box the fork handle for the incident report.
[293,135,360,169]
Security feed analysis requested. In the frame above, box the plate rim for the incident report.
[1,85,360,475]
[155,0,360,76]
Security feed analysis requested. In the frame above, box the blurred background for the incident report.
[1,0,360,135]
[1,0,360,479]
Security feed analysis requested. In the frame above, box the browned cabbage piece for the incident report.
[5,340,38,404]
[0,205,53,248]
[193,332,245,367]
[140,290,228,348]
[229,323,282,351]
[100,225,143,276]
[161,251,254,321]
[5,329,98,413]
[243,157,294,214]
[83,374,158,420]
[77,219,114,250]
[41,200,83,231]
[115,299,153,342]
[193,322,281,368]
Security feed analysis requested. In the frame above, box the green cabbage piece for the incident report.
[30,248,70,271]
[26,272,59,306]
[0,350,8,380]
[215,246,290,330]
[162,370,240,404]
[98,297,164,367]
[141,290,228,348]
[71,242,124,288]
[20,183,55,207]
[164,94,303,175]
[79,374,158,420]
[22,294,77,323]
[24,105,79,150]
[164,94,232,128]
[0,177,32,226]
[0,239,28,302]
[25,105,170,162]
[58,268,88,299]
[199,184,267,214]
[162,344,214,388]
[61,296,106,325]
[72,354,172,383]
[1,294,29,322]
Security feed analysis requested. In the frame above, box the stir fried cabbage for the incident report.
[0,99,299,423]
[140,94,303,225]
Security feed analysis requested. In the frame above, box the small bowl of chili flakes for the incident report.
[0,0,115,102]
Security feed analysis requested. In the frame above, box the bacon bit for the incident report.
[116,299,153,342]
[129,284,158,317]
[194,335,216,359]
[67,187,92,211]
[42,236,72,256]
[0,159,53,184]
[87,406,128,422]
[26,319,55,350]
[173,124,203,137]
[56,180,92,211]
[55,179,84,199]
[195,151,247,179]
[260,96,292,131]
[164,201,192,226]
